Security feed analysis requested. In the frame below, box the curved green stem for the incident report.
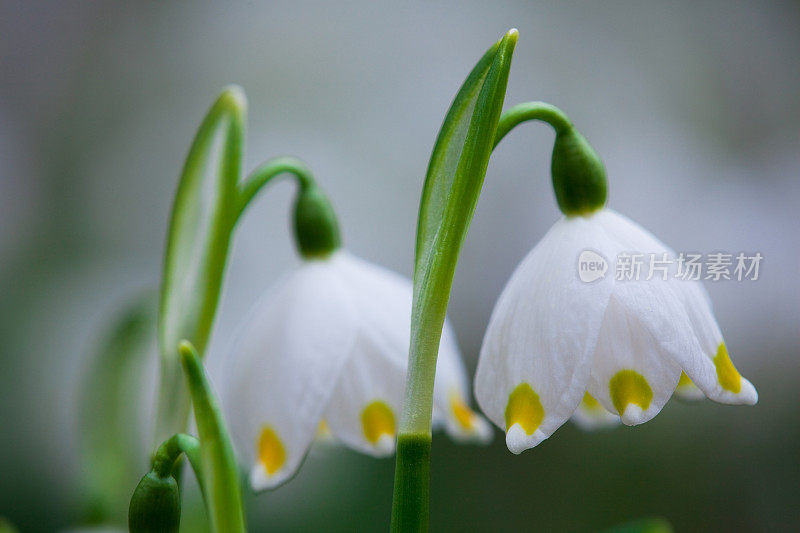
[152,434,204,488]
[129,433,202,533]
[235,156,315,219]
[495,101,606,215]
[494,101,573,147]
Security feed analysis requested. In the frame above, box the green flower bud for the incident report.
[293,184,342,259]
[551,127,607,216]
[128,471,180,533]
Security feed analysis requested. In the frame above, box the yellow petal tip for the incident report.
[714,342,742,393]
[504,383,545,435]
[609,370,653,416]
[361,400,396,445]
[257,426,286,475]
[450,394,477,430]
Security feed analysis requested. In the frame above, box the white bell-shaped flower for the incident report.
[475,208,757,454]
[221,251,490,490]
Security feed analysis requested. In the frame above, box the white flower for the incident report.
[220,250,490,490]
[475,208,757,454]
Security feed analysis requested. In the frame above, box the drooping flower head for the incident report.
[475,122,757,454]
[220,183,489,490]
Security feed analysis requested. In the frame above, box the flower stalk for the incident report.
[151,433,204,489]
[494,101,607,215]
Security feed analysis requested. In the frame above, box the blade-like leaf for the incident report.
[80,293,156,525]
[404,29,517,434]
[159,87,244,362]
[155,87,245,443]
[414,41,498,280]
[180,341,245,533]
[393,30,518,532]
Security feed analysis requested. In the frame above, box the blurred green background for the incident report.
[1,1,798,531]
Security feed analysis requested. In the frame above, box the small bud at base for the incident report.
[128,471,181,533]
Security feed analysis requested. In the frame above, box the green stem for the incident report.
[494,101,573,147]
[129,435,199,533]
[152,434,204,489]
[391,434,431,531]
[235,156,315,219]
[496,101,606,215]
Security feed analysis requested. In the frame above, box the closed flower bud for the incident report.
[551,127,607,216]
[128,471,180,533]
[293,184,342,258]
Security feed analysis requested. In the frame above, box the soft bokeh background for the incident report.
[1,1,798,531]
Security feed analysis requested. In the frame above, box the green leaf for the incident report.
[391,28,518,533]
[404,28,517,434]
[414,31,508,284]
[413,43,496,284]
[155,87,245,443]
[180,341,245,533]
[160,86,244,360]
[79,292,157,526]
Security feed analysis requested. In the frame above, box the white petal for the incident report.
[588,211,702,423]
[586,289,683,426]
[321,252,410,456]
[593,209,676,260]
[597,209,757,405]
[323,252,491,450]
[433,320,493,444]
[475,215,616,454]
[220,259,358,490]
[669,281,758,404]
[570,393,620,430]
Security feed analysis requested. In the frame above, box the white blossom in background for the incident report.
[220,251,490,490]
[570,392,620,430]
